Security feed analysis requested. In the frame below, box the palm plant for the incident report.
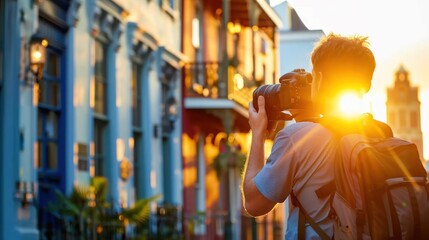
[47,176,160,238]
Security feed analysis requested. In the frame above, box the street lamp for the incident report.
[167,96,178,122]
[162,96,179,135]
[28,38,48,84]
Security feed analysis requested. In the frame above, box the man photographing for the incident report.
[242,33,378,239]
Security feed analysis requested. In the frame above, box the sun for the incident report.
[338,92,364,116]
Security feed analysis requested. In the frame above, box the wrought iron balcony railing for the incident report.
[184,61,221,99]
[184,62,259,109]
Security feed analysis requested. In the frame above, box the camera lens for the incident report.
[252,84,281,112]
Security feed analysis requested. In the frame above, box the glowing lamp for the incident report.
[29,38,48,82]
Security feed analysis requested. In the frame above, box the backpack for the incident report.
[293,114,429,240]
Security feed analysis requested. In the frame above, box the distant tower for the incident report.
[386,65,424,161]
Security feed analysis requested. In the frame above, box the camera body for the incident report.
[252,69,313,121]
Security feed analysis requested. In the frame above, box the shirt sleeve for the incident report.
[254,128,298,203]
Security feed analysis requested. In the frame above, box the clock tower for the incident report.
[386,65,424,161]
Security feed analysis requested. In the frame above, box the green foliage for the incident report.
[212,141,247,179]
[122,194,161,224]
[47,176,159,226]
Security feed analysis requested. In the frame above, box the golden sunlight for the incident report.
[338,92,363,116]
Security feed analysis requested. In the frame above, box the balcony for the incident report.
[184,62,259,118]
[229,0,282,37]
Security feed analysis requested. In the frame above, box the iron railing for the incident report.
[38,205,183,240]
[38,212,127,240]
[39,208,281,239]
[184,62,258,108]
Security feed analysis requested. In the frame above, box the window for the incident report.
[94,118,107,176]
[162,0,179,19]
[410,111,418,128]
[169,0,175,8]
[132,62,142,127]
[93,37,109,176]
[94,38,108,115]
[165,0,176,9]
[260,38,267,54]
[77,143,88,171]
[399,109,406,127]
[37,49,61,171]
[133,132,142,197]
[131,61,143,197]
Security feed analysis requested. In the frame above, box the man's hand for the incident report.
[248,96,268,136]
[243,95,277,216]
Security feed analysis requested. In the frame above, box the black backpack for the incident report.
[292,114,429,240]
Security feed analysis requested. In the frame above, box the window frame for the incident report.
[92,36,109,177]
[36,47,64,174]
[162,0,179,19]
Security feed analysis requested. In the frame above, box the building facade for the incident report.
[1,0,19,239]
[274,1,324,75]
[386,65,425,161]
[181,0,283,239]
[1,0,184,239]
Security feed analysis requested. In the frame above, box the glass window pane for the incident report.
[46,52,59,77]
[133,132,142,197]
[36,141,41,168]
[49,81,60,107]
[46,111,58,138]
[94,39,107,115]
[94,119,106,176]
[94,80,106,114]
[39,78,48,104]
[95,41,106,81]
[47,142,58,170]
[37,111,43,136]
[132,63,142,127]
[410,111,418,128]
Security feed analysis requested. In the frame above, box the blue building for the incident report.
[1,0,184,239]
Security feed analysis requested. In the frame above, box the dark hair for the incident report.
[311,33,376,93]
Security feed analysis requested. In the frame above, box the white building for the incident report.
[274,1,324,76]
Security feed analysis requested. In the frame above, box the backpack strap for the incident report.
[290,191,331,240]
[386,190,402,239]
[406,185,421,239]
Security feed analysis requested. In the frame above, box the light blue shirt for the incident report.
[254,122,336,239]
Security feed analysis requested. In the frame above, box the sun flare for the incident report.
[338,92,364,116]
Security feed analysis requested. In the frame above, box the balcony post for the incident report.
[220,0,230,99]
[223,109,234,240]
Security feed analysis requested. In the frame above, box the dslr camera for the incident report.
[252,69,313,121]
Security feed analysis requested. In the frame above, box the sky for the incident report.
[271,0,429,159]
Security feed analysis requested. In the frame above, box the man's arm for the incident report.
[242,96,277,217]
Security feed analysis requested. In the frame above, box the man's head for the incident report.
[310,33,376,114]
